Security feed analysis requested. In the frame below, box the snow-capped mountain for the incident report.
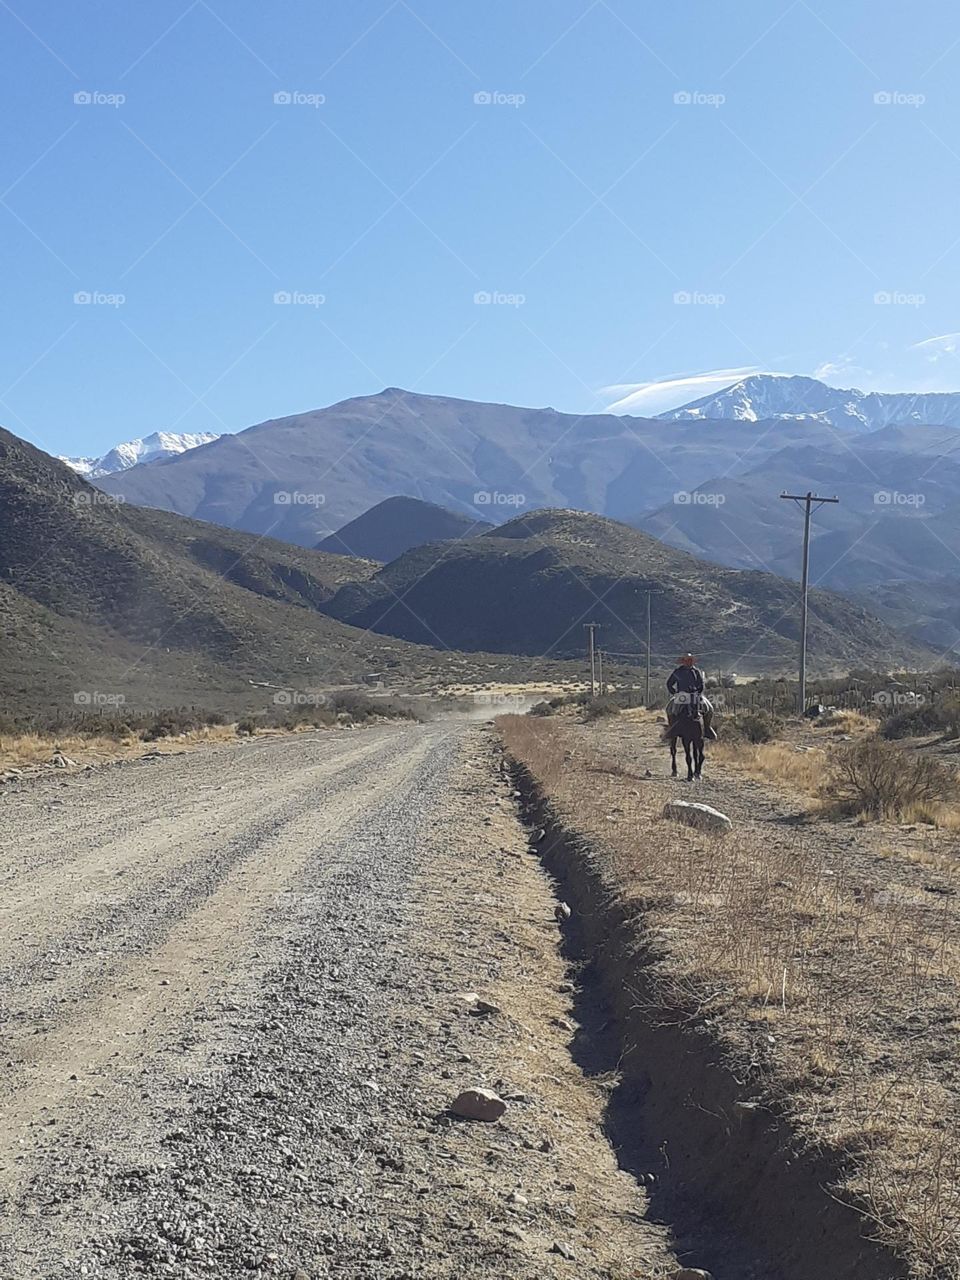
[657,374,960,432]
[61,431,220,478]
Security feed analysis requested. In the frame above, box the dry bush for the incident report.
[726,709,782,743]
[824,736,959,820]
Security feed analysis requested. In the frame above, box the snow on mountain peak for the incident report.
[656,374,960,432]
[60,430,220,478]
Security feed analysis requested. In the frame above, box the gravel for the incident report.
[0,721,672,1279]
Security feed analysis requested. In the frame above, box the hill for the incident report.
[0,429,555,715]
[636,435,960,588]
[96,388,850,547]
[324,508,928,674]
[316,496,492,562]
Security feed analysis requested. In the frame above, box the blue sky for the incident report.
[3,0,960,457]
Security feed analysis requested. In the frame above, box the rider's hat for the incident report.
[678,652,696,665]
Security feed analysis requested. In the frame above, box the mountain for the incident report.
[658,374,960,433]
[324,508,928,674]
[635,432,960,589]
[316,496,493,562]
[97,387,855,547]
[60,430,220,478]
[0,429,546,715]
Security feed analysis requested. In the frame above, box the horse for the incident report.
[664,693,707,780]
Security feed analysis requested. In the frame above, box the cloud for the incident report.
[912,332,960,359]
[602,367,762,415]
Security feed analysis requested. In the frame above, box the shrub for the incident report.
[733,710,782,744]
[583,695,620,722]
[529,700,555,716]
[881,696,960,741]
[823,736,958,819]
[236,718,257,736]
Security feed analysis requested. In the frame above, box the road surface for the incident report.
[0,721,671,1279]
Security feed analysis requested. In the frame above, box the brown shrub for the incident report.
[823,736,958,819]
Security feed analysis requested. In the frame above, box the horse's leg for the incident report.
[684,732,694,781]
[670,734,678,776]
[694,732,704,779]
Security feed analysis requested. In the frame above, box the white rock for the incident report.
[662,801,732,834]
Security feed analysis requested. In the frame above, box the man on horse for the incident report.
[667,653,717,740]
[667,652,704,701]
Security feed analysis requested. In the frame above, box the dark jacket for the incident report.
[667,665,705,697]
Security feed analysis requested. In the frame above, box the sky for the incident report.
[3,0,960,458]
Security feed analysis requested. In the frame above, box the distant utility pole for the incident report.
[597,649,604,695]
[779,491,840,714]
[644,590,664,707]
[584,623,600,696]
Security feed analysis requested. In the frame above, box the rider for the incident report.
[667,653,717,740]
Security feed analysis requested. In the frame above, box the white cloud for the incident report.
[912,332,960,359]
[602,366,762,415]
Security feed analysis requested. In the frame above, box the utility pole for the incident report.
[597,648,604,695]
[584,623,600,696]
[643,590,663,707]
[780,491,840,715]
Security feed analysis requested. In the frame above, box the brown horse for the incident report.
[665,696,706,780]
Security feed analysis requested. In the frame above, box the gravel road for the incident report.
[0,722,672,1279]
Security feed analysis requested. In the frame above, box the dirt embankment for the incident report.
[500,710,960,1280]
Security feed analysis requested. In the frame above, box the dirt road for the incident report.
[0,722,672,1279]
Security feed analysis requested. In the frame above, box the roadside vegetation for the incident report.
[499,710,960,1277]
[0,693,419,772]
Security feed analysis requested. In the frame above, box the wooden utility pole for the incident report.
[644,590,663,707]
[584,623,600,696]
[597,648,604,695]
[779,491,839,714]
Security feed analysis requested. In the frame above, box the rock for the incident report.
[506,1190,528,1206]
[449,1087,507,1122]
[554,902,572,923]
[50,752,76,769]
[669,1270,713,1280]
[550,1241,575,1259]
[662,800,732,834]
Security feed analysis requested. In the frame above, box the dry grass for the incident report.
[499,712,960,1278]
[716,739,826,797]
[0,724,241,772]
